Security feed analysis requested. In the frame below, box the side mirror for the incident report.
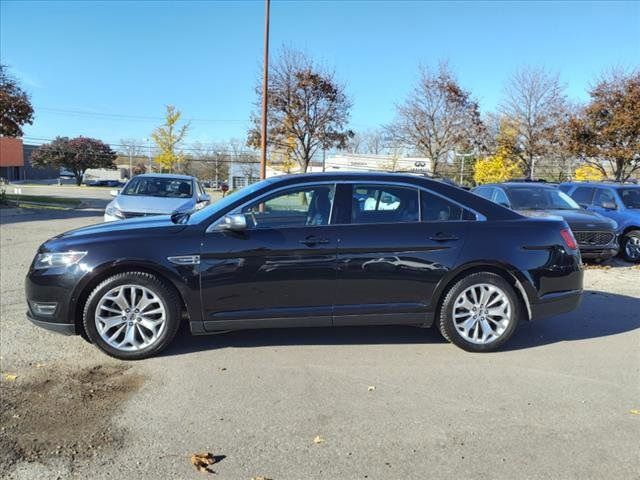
[110,189,120,197]
[216,214,247,232]
[601,201,617,210]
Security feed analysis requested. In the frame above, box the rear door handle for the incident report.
[429,233,459,242]
[299,237,331,247]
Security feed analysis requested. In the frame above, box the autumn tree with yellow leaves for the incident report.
[151,105,190,172]
[574,164,604,181]
[473,148,523,185]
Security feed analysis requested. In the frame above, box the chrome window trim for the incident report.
[205,179,485,233]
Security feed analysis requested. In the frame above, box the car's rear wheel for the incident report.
[621,230,640,263]
[438,272,521,352]
[83,272,181,360]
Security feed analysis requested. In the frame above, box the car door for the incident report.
[199,183,339,331]
[332,183,474,326]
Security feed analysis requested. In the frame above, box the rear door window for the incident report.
[473,186,493,200]
[593,188,616,208]
[351,185,420,224]
[493,189,510,208]
[571,187,595,205]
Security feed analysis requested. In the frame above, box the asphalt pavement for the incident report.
[1,207,639,480]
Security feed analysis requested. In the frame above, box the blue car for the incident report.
[559,182,640,263]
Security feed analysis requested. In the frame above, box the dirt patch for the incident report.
[0,364,145,475]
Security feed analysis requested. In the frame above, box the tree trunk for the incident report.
[75,173,83,186]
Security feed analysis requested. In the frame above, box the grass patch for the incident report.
[4,194,81,208]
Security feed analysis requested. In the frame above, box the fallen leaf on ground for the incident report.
[3,373,17,381]
[313,435,325,444]
[367,385,376,391]
[251,477,272,480]
[35,363,46,368]
[630,409,640,415]
[190,452,216,473]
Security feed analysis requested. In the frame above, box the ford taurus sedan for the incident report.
[26,172,583,360]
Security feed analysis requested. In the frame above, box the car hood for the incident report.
[54,215,187,240]
[518,209,616,230]
[114,195,194,213]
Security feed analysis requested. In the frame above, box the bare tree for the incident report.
[344,129,389,155]
[387,63,485,175]
[568,69,640,181]
[500,67,568,179]
[247,47,353,172]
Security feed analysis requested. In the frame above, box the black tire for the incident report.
[620,230,640,263]
[437,272,522,352]
[83,271,182,360]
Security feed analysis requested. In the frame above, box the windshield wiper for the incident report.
[170,211,190,224]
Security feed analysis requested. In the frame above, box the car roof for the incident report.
[561,181,640,188]
[475,182,557,189]
[133,173,195,180]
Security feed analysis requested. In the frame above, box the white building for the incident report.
[228,160,260,189]
[323,153,432,175]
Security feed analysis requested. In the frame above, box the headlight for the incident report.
[34,251,87,269]
[105,204,124,219]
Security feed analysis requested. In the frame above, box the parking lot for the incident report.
[1,204,639,480]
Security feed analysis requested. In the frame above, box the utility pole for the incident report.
[260,0,270,180]
[127,147,133,179]
[455,150,474,185]
[144,137,152,172]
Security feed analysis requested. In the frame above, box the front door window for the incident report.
[242,185,335,229]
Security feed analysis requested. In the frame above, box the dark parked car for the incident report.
[26,173,583,360]
[472,183,619,261]
[559,182,640,263]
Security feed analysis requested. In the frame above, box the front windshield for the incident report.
[618,187,640,209]
[507,187,580,210]
[188,178,273,224]
[122,177,193,198]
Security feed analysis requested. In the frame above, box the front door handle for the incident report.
[429,233,459,242]
[299,236,331,247]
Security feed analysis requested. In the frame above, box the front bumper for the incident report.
[530,289,582,320]
[26,311,76,335]
[579,246,619,260]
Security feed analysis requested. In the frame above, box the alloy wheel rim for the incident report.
[95,284,166,351]
[453,283,511,345]
[625,237,640,260]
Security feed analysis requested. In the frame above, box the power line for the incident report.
[37,107,248,124]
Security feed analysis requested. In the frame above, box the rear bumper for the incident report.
[530,289,582,320]
[26,311,77,335]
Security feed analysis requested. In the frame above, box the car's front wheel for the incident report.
[83,272,182,360]
[621,230,640,263]
[438,272,521,352]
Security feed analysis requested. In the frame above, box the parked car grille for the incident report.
[122,211,161,219]
[574,231,615,247]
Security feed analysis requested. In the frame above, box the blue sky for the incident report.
[1,0,638,150]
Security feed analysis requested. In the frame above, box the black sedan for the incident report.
[26,172,583,359]
[472,183,619,260]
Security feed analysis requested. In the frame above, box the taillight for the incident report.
[560,228,578,250]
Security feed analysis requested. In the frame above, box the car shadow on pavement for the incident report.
[161,289,640,357]
[0,207,105,226]
[504,289,640,350]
